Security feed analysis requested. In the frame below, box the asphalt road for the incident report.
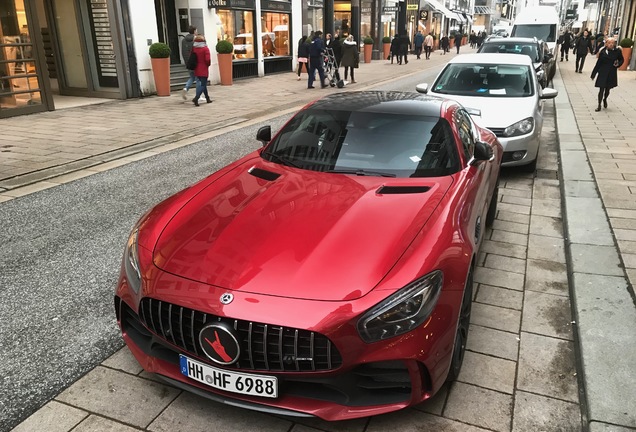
[0,65,442,431]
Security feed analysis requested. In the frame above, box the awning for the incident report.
[455,12,467,23]
[474,6,495,14]
[425,0,458,21]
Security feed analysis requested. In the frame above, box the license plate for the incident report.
[180,355,278,398]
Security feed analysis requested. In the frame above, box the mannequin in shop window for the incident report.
[263,34,275,56]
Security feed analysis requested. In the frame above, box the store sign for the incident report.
[406,4,418,10]
[565,9,576,19]
[208,0,255,8]
[261,0,291,12]
[86,0,118,88]
[420,9,428,20]
[361,7,372,13]
[208,0,228,7]
[383,6,399,13]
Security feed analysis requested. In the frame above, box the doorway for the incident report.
[155,0,180,64]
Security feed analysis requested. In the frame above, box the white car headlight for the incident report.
[504,117,534,137]
[357,271,443,343]
[124,228,142,293]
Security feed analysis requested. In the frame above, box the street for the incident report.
[2,55,635,432]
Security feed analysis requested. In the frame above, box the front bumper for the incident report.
[487,127,541,168]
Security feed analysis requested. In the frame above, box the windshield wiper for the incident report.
[327,169,396,178]
[262,151,302,169]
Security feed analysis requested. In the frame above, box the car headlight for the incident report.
[124,228,142,293]
[503,117,534,137]
[357,271,443,343]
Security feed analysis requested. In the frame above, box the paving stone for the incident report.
[148,392,292,432]
[561,150,593,181]
[414,383,449,415]
[457,351,516,394]
[570,244,624,276]
[102,347,143,375]
[491,219,529,235]
[474,266,524,291]
[607,208,636,219]
[286,414,368,432]
[512,391,581,432]
[531,198,562,218]
[522,291,573,340]
[533,179,561,200]
[490,229,528,246]
[529,214,563,238]
[525,259,569,296]
[564,197,614,246]
[497,202,531,215]
[483,254,526,274]
[614,228,636,242]
[467,324,519,361]
[517,333,578,403]
[500,187,532,199]
[475,284,523,310]
[588,421,636,432]
[528,234,566,263]
[623,253,636,269]
[56,366,180,428]
[470,303,521,334]
[480,239,527,259]
[610,218,636,229]
[11,400,88,432]
[496,210,531,225]
[501,195,533,207]
[72,415,141,432]
[444,382,513,432]
[368,408,489,432]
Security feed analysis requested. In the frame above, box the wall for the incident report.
[126,0,160,95]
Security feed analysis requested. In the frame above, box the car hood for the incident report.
[152,158,453,301]
[431,92,537,128]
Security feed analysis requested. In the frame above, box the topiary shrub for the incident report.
[149,42,170,58]
[382,36,391,43]
[216,39,234,54]
[619,37,634,48]
[363,36,374,44]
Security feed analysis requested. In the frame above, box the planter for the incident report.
[150,57,171,96]
[619,47,632,70]
[383,43,391,60]
[217,53,233,85]
[364,44,373,63]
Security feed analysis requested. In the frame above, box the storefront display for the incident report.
[216,8,256,59]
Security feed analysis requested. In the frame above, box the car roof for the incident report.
[450,53,533,65]
[483,37,540,44]
[308,91,451,117]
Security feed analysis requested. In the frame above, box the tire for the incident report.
[446,267,473,383]
[520,156,537,173]
[485,185,498,227]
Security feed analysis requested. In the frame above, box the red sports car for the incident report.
[115,91,502,420]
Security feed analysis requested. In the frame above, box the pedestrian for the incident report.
[296,35,310,81]
[574,29,593,73]
[341,35,359,83]
[414,30,424,59]
[390,34,400,64]
[590,37,624,111]
[399,32,411,64]
[559,29,573,61]
[454,31,463,54]
[332,34,343,67]
[594,33,605,55]
[441,33,449,55]
[191,34,212,106]
[470,31,476,48]
[308,31,327,89]
[424,32,434,59]
[181,25,196,100]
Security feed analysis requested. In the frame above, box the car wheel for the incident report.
[520,157,537,173]
[485,184,498,227]
[446,267,473,383]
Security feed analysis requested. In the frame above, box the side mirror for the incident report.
[543,53,553,62]
[472,141,493,163]
[540,88,558,100]
[415,83,429,94]
[256,125,271,146]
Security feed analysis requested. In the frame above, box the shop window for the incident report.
[217,10,255,60]
[261,12,289,57]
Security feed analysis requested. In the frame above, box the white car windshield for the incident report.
[433,63,535,97]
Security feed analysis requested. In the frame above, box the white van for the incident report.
[511,7,560,54]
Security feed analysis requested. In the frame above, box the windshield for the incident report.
[512,24,557,43]
[432,63,535,97]
[479,42,541,63]
[263,109,460,177]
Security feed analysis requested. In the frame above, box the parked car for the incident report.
[416,53,557,171]
[477,36,556,88]
[114,91,502,421]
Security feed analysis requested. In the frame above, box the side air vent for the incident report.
[248,166,281,181]
[376,185,430,195]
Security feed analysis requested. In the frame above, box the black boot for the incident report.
[193,97,199,107]
[206,97,212,104]
[594,104,601,112]
[603,99,608,108]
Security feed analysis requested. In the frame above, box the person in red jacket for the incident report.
[192,34,212,106]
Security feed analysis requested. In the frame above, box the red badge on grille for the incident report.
[199,323,240,365]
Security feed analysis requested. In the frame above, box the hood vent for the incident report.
[248,166,281,181]
[376,185,430,195]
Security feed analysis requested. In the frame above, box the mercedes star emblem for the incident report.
[220,293,234,305]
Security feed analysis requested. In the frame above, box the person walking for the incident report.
[308,31,327,89]
[181,25,196,100]
[191,35,212,106]
[390,34,400,64]
[399,32,411,64]
[440,34,449,55]
[470,31,476,48]
[454,32,463,54]
[424,32,434,59]
[559,29,573,61]
[414,30,424,59]
[341,35,359,83]
[590,37,624,111]
[574,29,593,73]
[296,36,310,80]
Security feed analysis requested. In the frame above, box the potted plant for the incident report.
[449,31,456,48]
[148,42,171,96]
[382,36,391,60]
[216,39,234,85]
[363,36,374,63]
[463,33,468,45]
[619,37,633,71]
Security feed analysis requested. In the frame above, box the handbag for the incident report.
[186,52,197,70]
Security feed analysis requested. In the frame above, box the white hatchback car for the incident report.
[416,53,557,171]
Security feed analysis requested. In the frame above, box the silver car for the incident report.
[416,53,558,171]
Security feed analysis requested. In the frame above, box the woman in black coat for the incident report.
[573,30,593,73]
[590,37,624,111]
[390,35,400,64]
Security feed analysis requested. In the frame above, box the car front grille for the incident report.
[137,297,342,372]
[488,127,505,137]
